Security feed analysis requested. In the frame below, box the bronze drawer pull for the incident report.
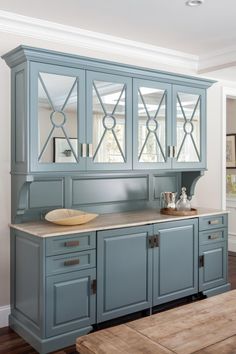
[64,240,80,247]
[208,220,219,225]
[208,234,220,240]
[64,259,80,266]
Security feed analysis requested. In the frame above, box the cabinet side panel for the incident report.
[15,70,26,163]
[15,234,40,325]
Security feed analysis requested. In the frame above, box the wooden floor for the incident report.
[1,252,236,354]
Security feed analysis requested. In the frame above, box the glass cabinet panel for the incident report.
[87,72,132,170]
[92,81,126,163]
[173,85,205,168]
[176,92,200,162]
[138,87,167,163]
[38,72,78,163]
[133,79,171,169]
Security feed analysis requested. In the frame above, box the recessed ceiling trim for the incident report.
[198,46,236,73]
[0,10,198,71]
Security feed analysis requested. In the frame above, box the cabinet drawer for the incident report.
[199,214,227,231]
[46,232,96,256]
[199,228,227,245]
[46,249,96,276]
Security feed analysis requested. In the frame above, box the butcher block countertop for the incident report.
[77,289,236,354]
[10,207,228,238]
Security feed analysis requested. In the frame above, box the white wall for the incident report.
[0,29,234,319]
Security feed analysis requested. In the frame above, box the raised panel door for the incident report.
[46,269,96,337]
[97,225,152,322]
[153,219,198,305]
[199,241,227,291]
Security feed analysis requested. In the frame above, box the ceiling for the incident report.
[0,0,235,56]
[0,0,236,55]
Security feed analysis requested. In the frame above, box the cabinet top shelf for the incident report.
[10,207,228,238]
[2,45,215,89]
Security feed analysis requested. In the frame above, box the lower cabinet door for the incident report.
[153,219,198,306]
[46,268,96,337]
[199,242,227,292]
[97,225,152,322]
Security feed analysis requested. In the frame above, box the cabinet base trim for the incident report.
[0,305,10,328]
[9,314,92,354]
[203,283,231,297]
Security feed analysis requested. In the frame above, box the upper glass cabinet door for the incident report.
[86,71,132,170]
[30,63,85,172]
[133,79,172,169]
[172,85,206,169]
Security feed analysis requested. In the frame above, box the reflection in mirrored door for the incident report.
[38,72,78,163]
[138,86,167,163]
[92,80,126,163]
[176,92,201,163]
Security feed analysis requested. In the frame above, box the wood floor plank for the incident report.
[77,324,174,354]
[194,335,236,354]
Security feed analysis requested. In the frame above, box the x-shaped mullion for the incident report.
[138,89,166,161]
[61,78,77,111]
[176,94,200,161]
[92,82,125,162]
[38,74,55,112]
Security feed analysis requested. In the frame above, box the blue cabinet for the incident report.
[153,219,198,305]
[133,81,206,170]
[46,268,96,337]
[3,46,214,175]
[172,85,206,169]
[97,225,152,322]
[199,215,228,293]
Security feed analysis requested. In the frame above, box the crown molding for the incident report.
[0,10,198,72]
[198,46,236,74]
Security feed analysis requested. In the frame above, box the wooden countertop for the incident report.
[10,207,228,238]
[76,289,236,354]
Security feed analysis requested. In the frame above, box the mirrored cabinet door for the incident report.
[30,63,86,172]
[86,71,132,170]
[172,85,206,169]
[133,79,172,169]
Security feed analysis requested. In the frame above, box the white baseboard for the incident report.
[228,233,236,252]
[0,305,10,328]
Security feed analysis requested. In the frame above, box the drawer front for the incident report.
[199,214,227,231]
[46,249,96,276]
[46,232,96,256]
[199,228,227,245]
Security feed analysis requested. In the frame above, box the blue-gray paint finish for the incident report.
[71,175,148,206]
[11,230,45,338]
[199,241,227,292]
[86,71,132,170]
[2,45,215,89]
[29,178,64,208]
[199,214,228,231]
[97,225,152,322]
[46,268,96,337]
[46,249,96,276]
[46,232,96,256]
[9,314,92,354]
[153,174,180,200]
[199,228,227,245]
[133,79,172,170]
[172,85,206,170]
[153,219,198,305]
[30,62,86,173]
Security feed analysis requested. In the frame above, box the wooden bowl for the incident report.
[45,209,98,226]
